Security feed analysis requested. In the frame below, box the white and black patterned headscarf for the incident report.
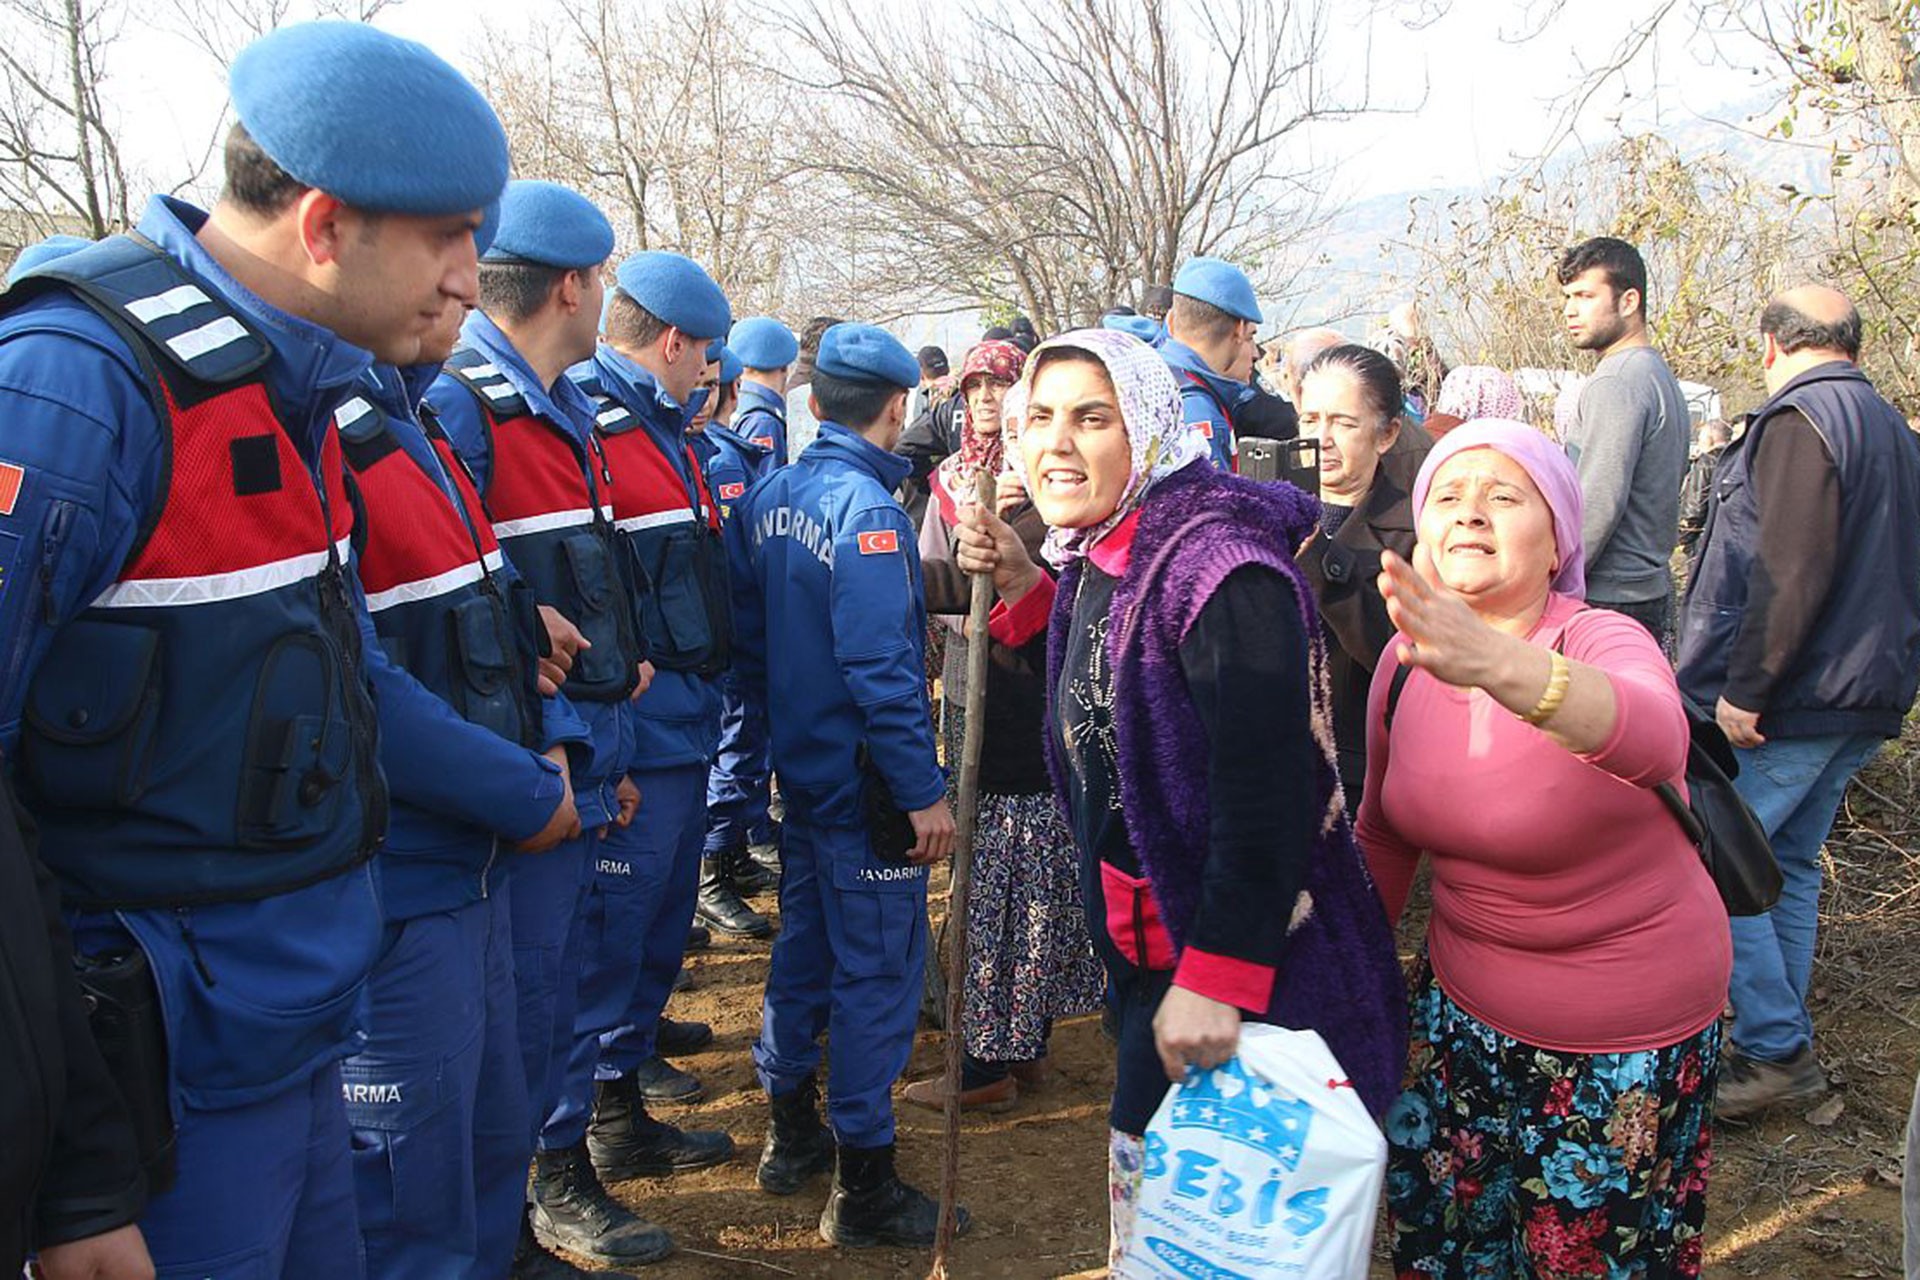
[1020,327,1210,568]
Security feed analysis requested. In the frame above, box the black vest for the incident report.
[1678,362,1920,738]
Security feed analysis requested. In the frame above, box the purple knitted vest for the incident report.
[1044,463,1408,1116]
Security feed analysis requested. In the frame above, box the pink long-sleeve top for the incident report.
[1355,593,1731,1053]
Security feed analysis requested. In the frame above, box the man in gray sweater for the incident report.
[1557,236,1690,647]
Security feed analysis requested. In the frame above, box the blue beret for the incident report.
[1173,256,1261,323]
[1102,314,1164,344]
[482,181,614,269]
[717,345,743,385]
[6,235,90,286]
[612,251,731,341]
[230,22,509,216]
[815,323,918,390]
[728,316,798,370]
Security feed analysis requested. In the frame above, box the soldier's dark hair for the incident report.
[1555,236,1649,308]
[1760,297,1861,359]
[812,370,904,429]
[1302,343,1403,426]
[799,316,843,358]
[221,122,309,217]
[478,262,569,323]
[1168,293,1242,345]
[602,290,671,348]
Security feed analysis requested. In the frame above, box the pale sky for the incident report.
[92,0,1770,349]
[105,0,1766,204]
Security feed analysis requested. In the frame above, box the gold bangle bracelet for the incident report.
[1521,650,1572,726]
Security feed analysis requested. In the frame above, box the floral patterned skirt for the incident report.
[1385,962,1720,1280]
[960,791,1106,1063]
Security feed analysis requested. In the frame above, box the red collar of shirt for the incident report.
[1089,510,1140,576]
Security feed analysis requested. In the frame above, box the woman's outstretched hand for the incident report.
[1377,546,1507,691]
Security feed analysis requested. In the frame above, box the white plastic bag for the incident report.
[1114,1025,1387,1280]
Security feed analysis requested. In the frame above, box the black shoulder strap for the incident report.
[3,233,269,386]
[444,346,532,420]
[1383,662,1413,733]
[331,388,403,471]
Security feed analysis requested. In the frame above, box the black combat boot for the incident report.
[512,1209,636,1278]
[756,1075,837,1196]
[746,836,782,880]
[654,1016,713,1056]
[587,1072,734,1181]
[819,1141,966,1248]
[695,856,772,937]
[529,1142,674,1266]
[726,843,777,895]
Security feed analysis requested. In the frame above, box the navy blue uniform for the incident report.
[541,348,728,1148]
[0,197,390,1276]
[729,422,944,1146]
[426,309,636,1152]
[336,363,587,1278]
[704,422,779,856]
[733,378,790,467]
[1161,336,1253,472]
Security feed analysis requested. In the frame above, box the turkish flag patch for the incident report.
[857,530,899,556]
[718,482,745,500]
[1194,420,1216,439]
[0,461,24,516]
[752,436,775,450]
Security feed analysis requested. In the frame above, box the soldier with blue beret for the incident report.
[727,315,799,468]
[426,182,671,1275]
[730,322,968,1249]
[1161,256,1262,471]
[0,19,507,1277]
[528,251,742,1266]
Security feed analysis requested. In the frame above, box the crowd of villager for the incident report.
[2,19,1918,1280]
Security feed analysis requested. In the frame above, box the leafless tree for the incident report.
[477,0,812,315]
[760,0,1389,331]
[1395,135,1810,414]
[0,0,135,240]
[0,0,408,252]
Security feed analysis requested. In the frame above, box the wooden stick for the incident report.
[929,470,997,1277]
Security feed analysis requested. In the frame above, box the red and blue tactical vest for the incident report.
[586,385,732,677]
[336,390,542,749]
[5,237,386,909]
[440,349,644,702]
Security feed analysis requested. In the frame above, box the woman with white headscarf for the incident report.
[954,328,1405,1262]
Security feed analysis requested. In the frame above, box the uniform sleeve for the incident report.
[1570,372,1649,566]
[348,571,565,842]
[0,326,163,748]
[830,503,945,812]
[1179,384,1235,472]
[424,376,492,493]
[1724,412,1842,713]
[726,503,768,710]
[1169,565,1317,1012]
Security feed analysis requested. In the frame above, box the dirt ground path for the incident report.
[589,741,1920,1278]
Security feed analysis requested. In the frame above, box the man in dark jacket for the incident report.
[1677,418,1731,557]
[1,779,151,1277]
[1677,285,1920,1119]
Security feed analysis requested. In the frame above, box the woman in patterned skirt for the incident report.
[903,338,1103,1111]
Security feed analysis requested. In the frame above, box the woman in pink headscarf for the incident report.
[905,338,1104,1112]
[1356,420,1730,1277]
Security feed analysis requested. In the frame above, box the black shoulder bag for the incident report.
[1384,647,1782,916]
